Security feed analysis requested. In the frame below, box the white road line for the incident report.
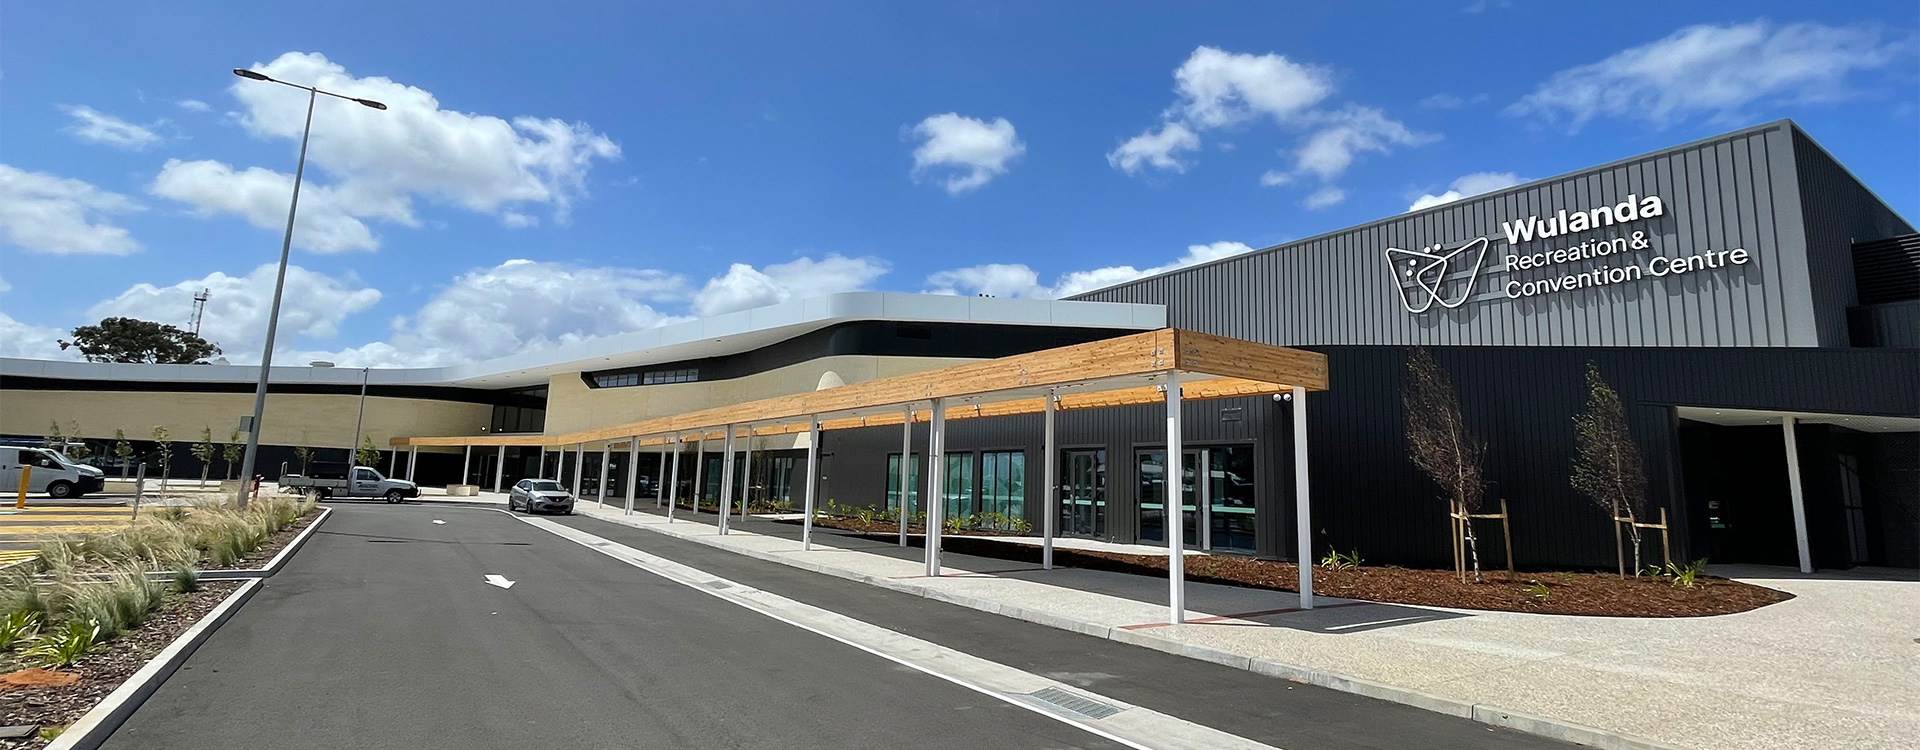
[518,515,1281,750]
[483,574,515,589]
[432,519,447,525]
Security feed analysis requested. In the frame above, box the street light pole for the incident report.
[231,67,386,509]
[349,367,369,466]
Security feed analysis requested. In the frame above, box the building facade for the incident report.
[3,120,1913,571]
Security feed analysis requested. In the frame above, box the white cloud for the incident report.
[0,164,143,255]
[1171,46,1333,128]
[87,264,382,360]
[299,259,691,367]
[1107,122,1200,175]
[60,105,161,149]
[1110,46,1427,198]
[176,99,211,113]
[927,241,1256,299]
[1509,20,1908,130]
[0,312,73,360]
[157,51,621,251]
[1289,106,1435,182]
[1303,186,1345,210]
[693,254,890,317]
[908,113,1025,194]
[1408,171,1527,211]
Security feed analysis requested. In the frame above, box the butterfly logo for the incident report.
[1383,236,1490,313]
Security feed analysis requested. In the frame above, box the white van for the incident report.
[0,446,107,499]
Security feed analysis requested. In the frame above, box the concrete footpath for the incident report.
[571,502,1920,750]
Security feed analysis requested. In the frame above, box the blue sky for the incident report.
[2,1,1914,366]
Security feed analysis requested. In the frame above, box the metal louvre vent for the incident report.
[1853,234,1920,305]
[1022,687,1122,720]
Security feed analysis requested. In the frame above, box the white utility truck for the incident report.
[280,461,418,503]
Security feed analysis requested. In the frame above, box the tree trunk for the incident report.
[200,464,210,487]
[1463,517,1483,583]
[1628,525,1644,575]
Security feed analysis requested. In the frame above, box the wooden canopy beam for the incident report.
[391,328,1325,448]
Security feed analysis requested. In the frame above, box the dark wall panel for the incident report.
[1792,132,1919,346]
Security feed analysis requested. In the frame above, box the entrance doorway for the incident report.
[1679,421,1798,566]
[1138,445,1256,553]
[1060,449,1106,538]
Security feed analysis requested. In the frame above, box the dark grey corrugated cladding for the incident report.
[1073,119,1913,350]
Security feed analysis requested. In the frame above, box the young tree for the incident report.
[66,317,220,364]
[192,427,216,486]
[1402,346,1490,582]
[293,445,314,474]
[45,420,63,452]
[65,421,92,461]
[113,429,134,477]
[151,426,174,494]
[223,430,244,480]
[356,436,381,468]
[1571,362,1649,577]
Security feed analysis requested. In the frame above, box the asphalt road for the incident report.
[106,503,1577,749]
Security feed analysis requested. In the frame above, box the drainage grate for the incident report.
[1023,687,1122,720]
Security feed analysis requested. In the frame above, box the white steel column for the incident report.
[656,444,669,508]
[597,445,611,509]
[571,444,584,499]
[802,419,820,551]
[1783,416,1814,573]
[493,446,505,493]
[741,429,754,521]
[898,405,913,547]
[718,427,737,535]
[461,446,471,486]
[407,445,417,482]
[388,450,397,475]
[1293,386,1314,610]
[666,437,682,523]
[1165,374,1186,624]
[624,438,639,515]
[691,435,705,515]
[924,398,947,577]
[1042,392,1058,570]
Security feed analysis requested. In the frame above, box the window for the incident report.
[354,469,378,482]
[642,368,699,385]
[767,457,798,506]
[593,372,639,388]
[886,453,920,514]
[941,454,974,521]
[980,451,1025,521]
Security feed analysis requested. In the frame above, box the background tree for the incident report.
[293,445,314,474]
[1571,362,1650,577]
[151,426,173,494]
[66,317,220,364]
[356,436,382,468]
[113,429,134,477]
[192,427,216,486]
[44,420,63,452]
[223,429,244,480]
[1402,346,1490,581]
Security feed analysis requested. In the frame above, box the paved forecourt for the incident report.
[104,503,1140,749]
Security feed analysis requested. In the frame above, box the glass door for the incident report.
[1061,449,1106,537]
[1205,446,1256,554]
[1137,450,1200,546]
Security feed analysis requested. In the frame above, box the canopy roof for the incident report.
[392,328,1327,449]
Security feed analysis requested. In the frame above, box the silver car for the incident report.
[508,479,574,515]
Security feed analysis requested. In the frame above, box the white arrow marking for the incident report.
[484,574,515,590]
[432,520,446,525]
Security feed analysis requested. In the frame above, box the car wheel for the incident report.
[385,489,405,504]
[315,488,332,501]
[46,481,74,499]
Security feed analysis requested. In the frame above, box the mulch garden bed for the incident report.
[0,580,243,748]
[790,516,1793,617]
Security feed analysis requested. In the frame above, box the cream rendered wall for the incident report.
[0,389,490,452]
[542,355,979,449]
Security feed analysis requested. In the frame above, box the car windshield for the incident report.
[528,481,564,492]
